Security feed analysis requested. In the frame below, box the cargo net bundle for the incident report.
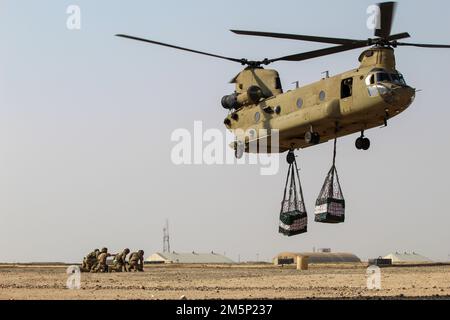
[315,138,345,224]
[279,156,308,236]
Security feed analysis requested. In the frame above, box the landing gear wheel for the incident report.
[305,131,320,145]
[234,141,244,159]
[355,137,363,150]
[355,137,370,150]
[362,138,371,151]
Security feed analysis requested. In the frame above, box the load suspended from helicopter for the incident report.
[279,151,308,237]
[315,139,346,224]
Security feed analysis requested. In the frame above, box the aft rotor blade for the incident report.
[268,42,369,63]
[232,30,410,46]
[230,29,362,45]
[116,34,246,64]
[395,42,450,48]
[375,2,397,39]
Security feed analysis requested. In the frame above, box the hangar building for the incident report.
[383,252,433,264]
[145,252,234,264]
[273,252,361,265]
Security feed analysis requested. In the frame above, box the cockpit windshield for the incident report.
[366,70,407,86]
[376,73,391,83]
[390,73,406,85]
[366,70,407,97]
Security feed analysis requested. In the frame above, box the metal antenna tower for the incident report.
[163,219,170,253]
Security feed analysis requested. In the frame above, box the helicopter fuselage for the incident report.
[224,47,416,153]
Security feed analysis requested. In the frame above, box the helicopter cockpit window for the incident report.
[375,72,391,83]
[367,71,396,97]
[365,74,375,86]
[275,77,283,91]
[390,73,407,85]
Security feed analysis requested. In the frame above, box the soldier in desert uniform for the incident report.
[128,250,144,272]
[109,248,130,272]
[92,247,115,273]
[81,248,99,272]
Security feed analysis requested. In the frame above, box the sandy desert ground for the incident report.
[0,263,449,300]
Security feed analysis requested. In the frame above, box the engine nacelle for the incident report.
[221,93,238,109]
[221,85,265,110]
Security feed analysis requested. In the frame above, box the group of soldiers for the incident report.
[81,247,145,273]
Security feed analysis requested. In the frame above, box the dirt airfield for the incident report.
[0,263,449,300]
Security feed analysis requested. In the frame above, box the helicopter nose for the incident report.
[390,86,416,111]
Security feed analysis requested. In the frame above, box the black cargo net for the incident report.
[279,155,308,236]
[315,138,345,224]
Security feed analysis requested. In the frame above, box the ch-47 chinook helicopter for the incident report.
[116,2,450,161]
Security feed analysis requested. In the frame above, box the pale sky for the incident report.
[1,0,449,263]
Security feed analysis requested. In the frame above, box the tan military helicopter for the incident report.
[116,2,450,161]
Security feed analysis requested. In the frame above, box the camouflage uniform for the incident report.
[92,247,114,273]
[128,250,144,272]
[81,249,99,272]
[109,248,130,272]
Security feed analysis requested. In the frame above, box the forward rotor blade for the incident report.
[116,34,246,64]
[387,32,410,41]
[268,42,369,63]
[395,42,450,48]
[230,29,362,45]
[375,2,397,39]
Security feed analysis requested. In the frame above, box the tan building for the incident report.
[273,252,361,265]
[145,252,234,264]
[383,252,433,264]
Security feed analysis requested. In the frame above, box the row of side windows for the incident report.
[292,76,355,111]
